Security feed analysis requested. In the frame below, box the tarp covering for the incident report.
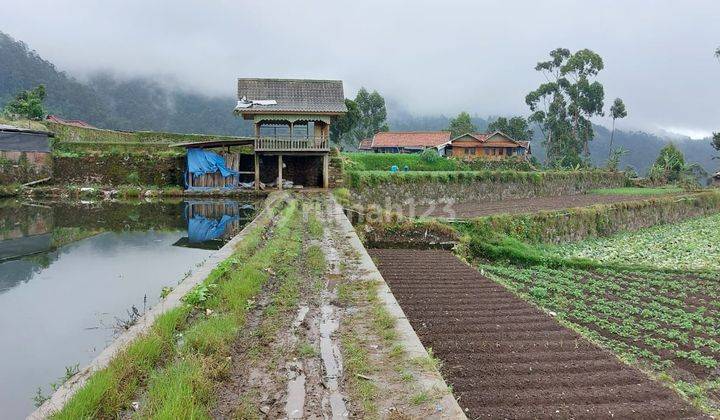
[187,215,237,243]
[187,148,238,178]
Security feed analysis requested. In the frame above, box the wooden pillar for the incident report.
[323,154,329,189]
[254,153,260,190]
[277,154,283,190]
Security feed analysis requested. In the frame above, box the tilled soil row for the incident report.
[369,249,702,419]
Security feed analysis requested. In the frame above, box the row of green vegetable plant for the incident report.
[479,262,720,415]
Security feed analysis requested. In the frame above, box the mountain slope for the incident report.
[0,31,253,136]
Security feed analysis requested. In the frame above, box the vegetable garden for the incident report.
[551,213,720,270]
[481,263,720,412]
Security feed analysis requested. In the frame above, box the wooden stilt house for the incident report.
[172,78,346,191]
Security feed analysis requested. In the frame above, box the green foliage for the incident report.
[606,146,628,171]
[526,48,606,166]
[712,132,720,158]
[352,87,389,141]
[343,152,533,172]
[588,186,683,195]
[346,168,622,190]
[3,84,46,120]
[654,143,686,180]
[330,98,361,147]
[487,116,533,141]
[419,148,441,164]
[447,111,476,138]
[138,357,213,419]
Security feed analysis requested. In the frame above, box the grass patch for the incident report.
[138,356,213,419]
[341,329,378,415]
[305,244,327,274]
[589,186,684,195]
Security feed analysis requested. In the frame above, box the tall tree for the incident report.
[352,87,389,141]
[3,84,46,120]
[487,116,533,141]
[447,111,476,138]
[526,48,606,167]
[608,98,627,158]
[712,132,720,159]
[330,98,360,146]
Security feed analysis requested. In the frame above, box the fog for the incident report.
[1,0,718,137]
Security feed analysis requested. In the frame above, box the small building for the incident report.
[447,131,530,160]
[357,138,373,152]
[173,78,347,190]
[46,115,95,128]
[0,124,53,184]
[368,131,451,154]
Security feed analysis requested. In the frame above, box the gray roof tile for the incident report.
[236,78,347,114]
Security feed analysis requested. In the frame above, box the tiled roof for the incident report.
[371,131,451,148]
[46,115,95,128]
[450,131,529,149]
[358,138,373,150]
[235,78,347,114]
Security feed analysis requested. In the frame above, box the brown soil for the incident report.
[369,249,703,419]
[411,194,668,219]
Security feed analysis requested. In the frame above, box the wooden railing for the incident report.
[254,136,329,152]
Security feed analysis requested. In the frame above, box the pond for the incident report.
[0,197,258,419]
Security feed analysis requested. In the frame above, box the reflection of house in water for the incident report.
[173,200,256,250]
[0,203,55,293]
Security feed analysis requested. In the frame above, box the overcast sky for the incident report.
[1,0,718,138]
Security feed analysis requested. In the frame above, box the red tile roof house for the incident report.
[368,131,452,154]
[357,138,373,151]
[447,131,531,160]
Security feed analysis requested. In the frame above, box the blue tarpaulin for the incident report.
[187,148,238,178]
[188,215,238,243]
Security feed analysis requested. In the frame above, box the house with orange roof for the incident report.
[447,131,530,160]
[367,131,452,154]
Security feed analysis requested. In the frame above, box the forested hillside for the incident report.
[0,31,253,136]
[1,31,715,175]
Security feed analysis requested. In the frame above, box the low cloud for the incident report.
[1,0,719,133]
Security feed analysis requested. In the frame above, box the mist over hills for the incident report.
[1,31,715,175]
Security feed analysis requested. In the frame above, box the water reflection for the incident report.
[175,200,256,250]
[0,197,257,419]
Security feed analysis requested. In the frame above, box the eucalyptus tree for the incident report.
[608,98,627,158]
[526,48,606,166]
[352,87,389,141]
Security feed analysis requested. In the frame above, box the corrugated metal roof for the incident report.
[235,78,347,114]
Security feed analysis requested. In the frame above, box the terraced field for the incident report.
[370,249,701,418]
[482,263,720,414]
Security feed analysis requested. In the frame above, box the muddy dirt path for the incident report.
[370,249,703,419]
